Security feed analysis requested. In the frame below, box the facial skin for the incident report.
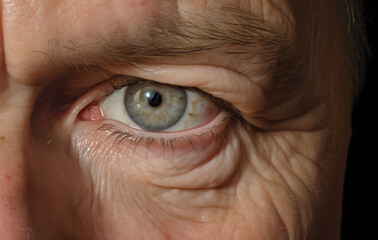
[0,0,355,239]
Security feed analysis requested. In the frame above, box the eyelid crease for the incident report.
[106,76,245,124]
[101,63,266,123]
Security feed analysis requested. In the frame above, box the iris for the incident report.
[124,82,187,131]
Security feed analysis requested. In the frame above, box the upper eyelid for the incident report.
[105,75,142,95]
[43,62,259,118]
[101,64,264,123]
[104,75,244,122]
[46,64,253,132]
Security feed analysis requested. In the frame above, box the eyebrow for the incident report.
[52,5,305,110]
[61,5,302,77]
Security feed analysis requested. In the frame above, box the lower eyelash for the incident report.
[96,124,216,152]
[95,116,231,154]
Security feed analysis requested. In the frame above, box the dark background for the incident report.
[341,0,378,239]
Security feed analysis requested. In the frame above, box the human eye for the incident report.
[71,74,239,188]
[77,76,230,148]
[99,79,221,133]
[74,74,236,157]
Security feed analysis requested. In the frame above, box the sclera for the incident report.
[100,85,220,133]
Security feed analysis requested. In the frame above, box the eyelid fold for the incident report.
[100,64,327,131]
[100,64,267,123]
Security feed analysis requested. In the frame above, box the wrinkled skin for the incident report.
[0,0,353,239]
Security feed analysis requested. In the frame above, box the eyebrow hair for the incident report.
[103,7,291,61]
[55,5,305,108]
[63,6,299,70]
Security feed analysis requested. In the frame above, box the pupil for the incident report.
[146,92,162,107]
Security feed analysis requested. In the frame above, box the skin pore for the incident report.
[0,0,355,239]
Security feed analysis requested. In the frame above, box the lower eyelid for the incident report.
[71,116,235,189]
[96,110,229,149]
[72,110,229,165]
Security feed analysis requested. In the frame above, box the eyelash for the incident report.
[96,118,229,153]
[104,75,141,96]
[90,76,238,151]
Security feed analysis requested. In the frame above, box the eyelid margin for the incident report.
[100,63,267,123]
[100,81,225,133]
[110,77,245,128]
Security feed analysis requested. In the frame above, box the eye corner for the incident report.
[77,103,105,122]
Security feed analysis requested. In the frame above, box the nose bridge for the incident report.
[0,86,34,239]
[0,2,41,238]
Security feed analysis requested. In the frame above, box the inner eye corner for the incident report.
[77,102,105,122]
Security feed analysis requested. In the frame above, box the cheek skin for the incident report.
[55,103,336,240]
[71,118,239,189]
[27,130,99,239]
[69,120,253,239]
[69,119,321,240]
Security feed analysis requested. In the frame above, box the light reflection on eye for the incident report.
[100,81,220,132]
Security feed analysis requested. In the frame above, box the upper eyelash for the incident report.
[93,75,257,152]
[105,75,245,121]
[104,76,141,96]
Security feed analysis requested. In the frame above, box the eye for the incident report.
[100,80,220,132]
[72,75,239,188]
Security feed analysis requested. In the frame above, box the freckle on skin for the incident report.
[0,136,4,140]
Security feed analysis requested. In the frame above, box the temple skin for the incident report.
[0,0,353,239]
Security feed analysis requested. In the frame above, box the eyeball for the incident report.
[100,81,220,132]
[124,81,187,131]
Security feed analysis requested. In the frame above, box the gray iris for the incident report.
[124,81,187,131]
